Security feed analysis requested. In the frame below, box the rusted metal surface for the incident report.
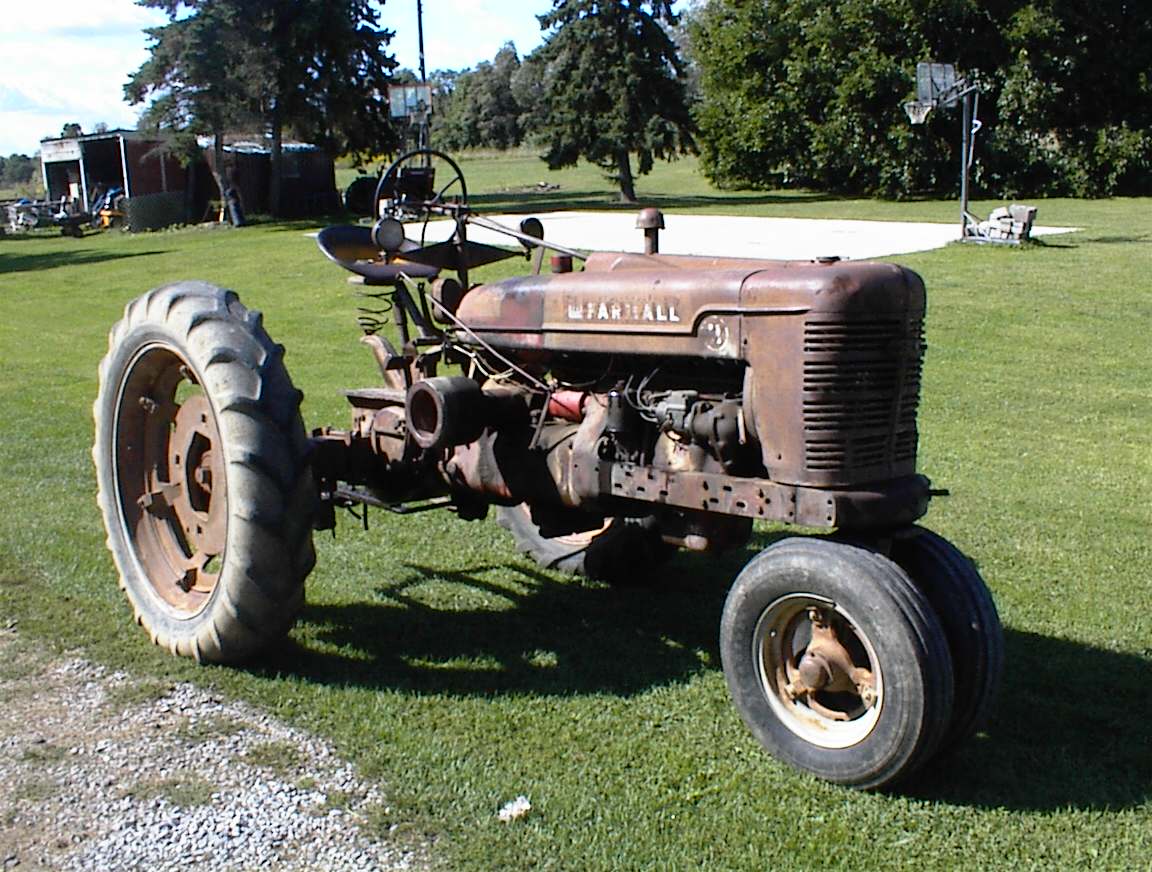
[786,608,877,708]
[592,463,928,530]
[782,608,877,713]
[453,258,924,489]
[116,347,225,610]
[312,186,933,542]
[635,207,664,254]
[753,595,884,747]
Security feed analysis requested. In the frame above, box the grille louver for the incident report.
[802,318,924,475]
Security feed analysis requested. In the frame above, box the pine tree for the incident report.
[127,0,398,214]
[126,3,267,200]
[257,0,397,214]
[532,0,694,202]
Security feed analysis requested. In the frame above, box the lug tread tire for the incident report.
[93,281,315,664]
[720,537,954,789]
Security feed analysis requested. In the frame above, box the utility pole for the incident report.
[417,0,427,84]
[416,0,429,151]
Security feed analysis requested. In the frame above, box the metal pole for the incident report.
[960,90,971,238]
[417,0,427,84]
[78,147,90,209]
[416,0,429,153]
[119,134,132,199]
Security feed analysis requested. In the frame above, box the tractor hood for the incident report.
[454,252,925,360]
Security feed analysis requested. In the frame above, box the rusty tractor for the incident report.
[93,150,1002,789]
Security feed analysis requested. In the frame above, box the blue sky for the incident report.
[0,0,557,156]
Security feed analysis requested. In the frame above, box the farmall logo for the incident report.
[564,297,681,323]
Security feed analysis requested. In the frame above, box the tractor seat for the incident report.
[316,224,440,284]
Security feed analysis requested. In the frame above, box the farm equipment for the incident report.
[5,197,89,237]
[93,150,1002,789]
[92,186,128,230]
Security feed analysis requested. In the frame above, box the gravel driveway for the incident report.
[0,626,428,871]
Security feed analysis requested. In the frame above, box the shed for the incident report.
[39,130,339,228]
[203,140,340,218]
[40,129,188,212]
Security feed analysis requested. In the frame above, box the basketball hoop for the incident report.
[388,84,433,120]
[904,101,933,125]
[902,60,1009,243]
[389,83,434,151]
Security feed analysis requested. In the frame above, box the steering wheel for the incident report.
[372,149,469,225]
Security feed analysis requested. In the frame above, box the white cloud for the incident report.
[0,0,165,154]
[0,0,680,156]
[4,0,164,36]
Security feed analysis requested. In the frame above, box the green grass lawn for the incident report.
[1,155,1150,869]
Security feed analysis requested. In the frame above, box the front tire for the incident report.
[93,282,315,663]
[720,537,954,789]
[891,526,1003,750]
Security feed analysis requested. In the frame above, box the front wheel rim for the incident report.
[753,594,883,749]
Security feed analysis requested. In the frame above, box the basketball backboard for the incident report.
[916,63,958,107]
[388,84,433,119]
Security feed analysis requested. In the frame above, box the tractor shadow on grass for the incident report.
[266,535,784,699]
[904,629,1152,811]
[266,533,1151,812]
[0,246,168,274]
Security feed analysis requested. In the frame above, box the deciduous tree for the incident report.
[687,0,1152,198]
[434,44,525,151]
[0,154,38,188]
[126,3,266,199]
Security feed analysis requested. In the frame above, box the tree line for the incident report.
[124,0,1149,204]
[0,154,39,191]
[688,0,1152,199]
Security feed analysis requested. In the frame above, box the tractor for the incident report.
[93,150,1002,789]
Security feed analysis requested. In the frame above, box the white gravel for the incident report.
[0,628,429,871]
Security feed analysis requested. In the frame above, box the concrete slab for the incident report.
[462,211,1075,260]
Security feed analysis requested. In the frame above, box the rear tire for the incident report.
[890,526,1003,750]
[93,281,315,663]
[496,504,671,586]
[720,537,954,789]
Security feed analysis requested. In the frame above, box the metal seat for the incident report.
[315,224,440,284]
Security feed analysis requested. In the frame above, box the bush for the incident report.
[687,0,1152,198]
[125,192,187,231]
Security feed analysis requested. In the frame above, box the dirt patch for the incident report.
[0,626,429,871]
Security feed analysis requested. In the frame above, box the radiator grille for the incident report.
[802,318,924,474]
